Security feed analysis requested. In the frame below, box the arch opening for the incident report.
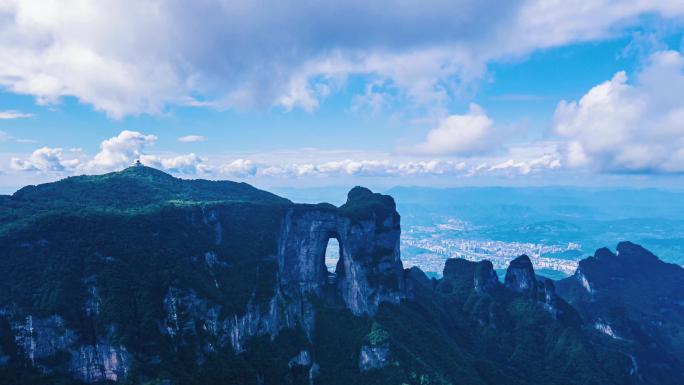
[324,237,342,284]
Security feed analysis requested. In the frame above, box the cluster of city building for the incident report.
[401,225,580,276]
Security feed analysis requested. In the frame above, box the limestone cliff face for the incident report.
[504,255,537,295]
[214,187,406,376]
[358,344,391,371]
[157,187,406,364]
[473,260,499,294]
[0,185,405,383]
[3,310,129,382]
[503,256,579,323]
[278,187,405,317]
[441,258,500,295]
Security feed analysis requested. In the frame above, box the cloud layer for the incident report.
[554,50,684,173]
[411,104,497,155]
[8,130,563,181]
[177,135,207,143]
[0,110,33,119]
[1,1,683,117]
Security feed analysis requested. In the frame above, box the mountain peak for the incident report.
[117,164,173,178]
[616,241,659,261]
[504,255,537,294]
[6,165,290,217]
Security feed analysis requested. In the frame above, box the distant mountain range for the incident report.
[0,167,682,384]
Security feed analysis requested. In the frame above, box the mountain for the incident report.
[556,242,684,384]
[0,166,682,384]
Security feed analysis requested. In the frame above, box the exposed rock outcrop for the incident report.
[441,258,501,295]
[11,315,77,364]
[1,185,405,383]
[71,342,130,383]
[6,311,129,382]
[473,260,499,294]
[556,242,684,382]
[358,344,391,372]
[288,350,312,368]
[161,187,406,357]
[502,256,578,323]
[504,255,537,295]
[278,187,405,317]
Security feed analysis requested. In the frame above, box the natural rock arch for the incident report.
[277,188,405,316]
[323,234,342,280]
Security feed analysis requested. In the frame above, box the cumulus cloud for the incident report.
[553,50,684,173]
[488,154,561,175]
[316,160,393,177]
[1,1,683,117]
[86,130,157,171]
[397,160,467,175]
[11,130,212,175]
[256,159,470,178]
[142,153,208,175]
[218,159,257,178]
[10,147,79,172]
[410,104,496,155]
[178,135,206,143]
[260,164,317,178]
[7,128,565,181]
[0,110,33,119]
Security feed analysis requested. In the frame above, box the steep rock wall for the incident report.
[0,186,405,383]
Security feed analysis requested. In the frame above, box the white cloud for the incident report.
[218,159,257,178]
[178,135,206,143]
[256,159,470,178]
[142,153,208,175]
[316,159,392,177]
[0,110,33,119]
[397,160,467,175]
[260,163,318,178]
[10,147,79,172]
[86,130,157,171]
[553,50,684,173]
[410,104,496,155]
[488,154,561,175]
[6,129,567,183]
[1,1,683,117]
[11,130,211,175]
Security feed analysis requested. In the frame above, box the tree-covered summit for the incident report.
[11,165,291,209]
[0,166,291,233]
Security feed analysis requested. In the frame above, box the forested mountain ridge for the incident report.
[0,167,682,384]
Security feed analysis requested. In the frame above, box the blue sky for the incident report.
[2,1,684,192]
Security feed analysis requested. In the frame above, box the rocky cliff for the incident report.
[556,241,684,383]
[504,255,537,295]
[1,168,682,385]
[278,187,404,316]
[0,168,406,384]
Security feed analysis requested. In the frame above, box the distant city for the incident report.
[304,186,684,280]
[324,218,581,278]
[400,220,580,277]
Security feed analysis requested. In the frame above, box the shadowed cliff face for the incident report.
[504,255,537,295]
[278,187,405,316]
[0,171,406,384]
[556,242,684,383]
[4,168,682,385]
